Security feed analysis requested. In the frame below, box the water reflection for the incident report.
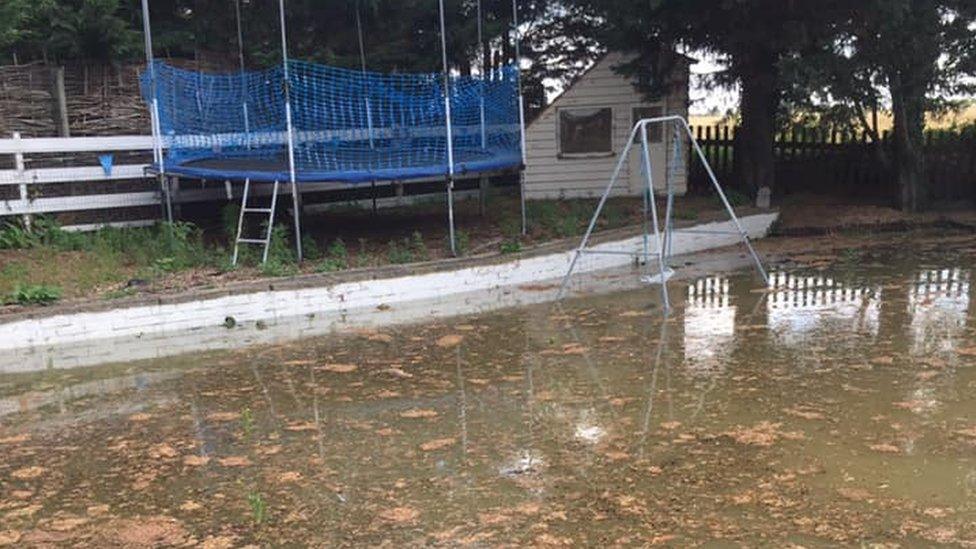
[683,276,735,373]
[767,271,881,344]
[909,268,971,356]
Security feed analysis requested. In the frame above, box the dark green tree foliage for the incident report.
[568,0,845,195]
[5,0,141,63]
[795,1,976,211]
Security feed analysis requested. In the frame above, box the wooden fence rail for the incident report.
[689,125,976,202]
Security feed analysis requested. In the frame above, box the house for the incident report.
[523,52,692,200]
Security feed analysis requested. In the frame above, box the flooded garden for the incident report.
[3,231,976,546]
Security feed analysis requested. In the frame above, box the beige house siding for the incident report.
[524,52,690,200]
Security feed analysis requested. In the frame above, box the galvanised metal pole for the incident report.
[512,0,528,236]
[140,0,171,222]
[234,0,251,147]
[640,120,670,312]
[439,0,457,256]
[278,0,303,262]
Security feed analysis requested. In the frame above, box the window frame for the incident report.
[556,106,615,159]
[632,105,665,145]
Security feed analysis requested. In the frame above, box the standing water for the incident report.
[2,232,976,546]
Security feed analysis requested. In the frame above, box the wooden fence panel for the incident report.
[689,125,976,202]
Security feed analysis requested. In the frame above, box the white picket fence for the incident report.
[0,131,509,232]
[0,133,164,230]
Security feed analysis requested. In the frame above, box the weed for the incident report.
[221,203,241,242]
[674,209,699,221]
[8,284,62,305]
[240,407,255,438]
[301,234,322,262]
[409,231,429,261]
[0,221,35,249]
[500,239,522,254]
[317,238,349,273]
[717,189,749,208]
[454,230,470,256]
[247,491,268,525]
[386,239,414,264]
[355,238,370,268]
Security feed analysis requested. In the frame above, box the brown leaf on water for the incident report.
[378,506,419,523]
[399,409,439,419]
[285,422,318,432]
[368,333,394,343]
[535,533,574,546]
[319,363,358,373]
[599,336,625,343]
[836,487,872,501]
[128,413,152,422]
[86,505,110,517]
[149,444,178,459]
[276,471,303,483]
[217,456,252,467]
[783,407,825,420]
[0,530,22,546]
[0,434,30,445]
[46,517,88,532]
[659,421,682,430]
[561,344,587,355]
[869,443,901,454]
[10,466,45,480]
[5,505,41,519]
[602,450,631,462]
[103,516,189,546]
[183,455,210,467]
[723,422,783,447]
[956,346,976,357]
[436,334,464,348]
[954,426,976,438]
[282,359,314,366]
[872,356,895,365]
[199,535,237,549]
[206,412,240,422]
[419,438,456,451]
[382,367,413,379]
[375,389,401,398]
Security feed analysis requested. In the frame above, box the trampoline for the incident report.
[145,61,524,184]
[139,0,527,262]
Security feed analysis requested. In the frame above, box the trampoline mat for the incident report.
[162,147,521,183]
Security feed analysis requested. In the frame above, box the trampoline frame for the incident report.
[139,0,528,263]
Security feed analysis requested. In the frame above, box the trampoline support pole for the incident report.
[447,177,457,257]
[278,0,302,262]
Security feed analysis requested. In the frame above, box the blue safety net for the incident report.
[141,61,523,183]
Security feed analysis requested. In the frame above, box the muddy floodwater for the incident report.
[4,232,976,546]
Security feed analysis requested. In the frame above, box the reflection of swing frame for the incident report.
[558,116,768,312]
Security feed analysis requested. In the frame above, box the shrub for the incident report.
[8,284,62,306]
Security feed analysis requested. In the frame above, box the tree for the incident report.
[0,0,31,59]
[798,1,976,211]
[567,0,846,196]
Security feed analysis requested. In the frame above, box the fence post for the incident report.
[50,66,70,138]
[12,132,31,230]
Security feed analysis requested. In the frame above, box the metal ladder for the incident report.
[232,178,279,265]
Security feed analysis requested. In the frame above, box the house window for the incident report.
[558,107,613,156]
[633,106,664,144]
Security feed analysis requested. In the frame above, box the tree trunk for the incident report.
[889,74,927,212]
[735,61,778,197]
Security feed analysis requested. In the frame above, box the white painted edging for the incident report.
[0,213,777,352]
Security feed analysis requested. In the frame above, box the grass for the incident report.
[247,491,268,525]
[0,194,731,308]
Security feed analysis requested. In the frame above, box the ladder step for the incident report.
[237,238,268,244]
[242,208,273,214]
